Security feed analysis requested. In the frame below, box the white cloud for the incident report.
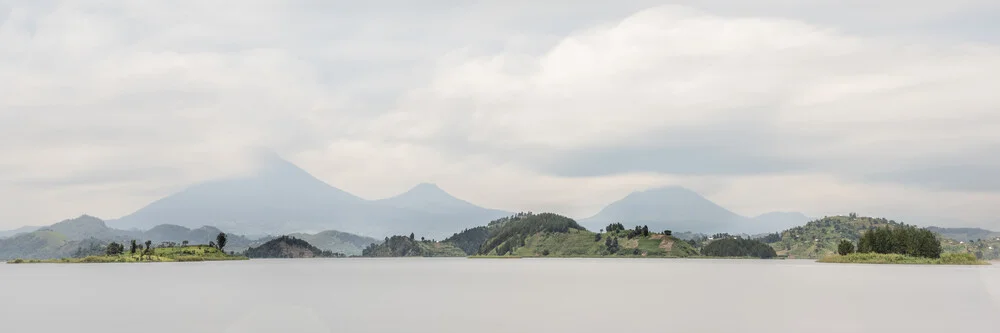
[1,1,999,229]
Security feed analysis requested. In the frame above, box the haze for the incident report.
[2,0,1000,230]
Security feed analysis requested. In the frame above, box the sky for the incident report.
[1,0,1000,230]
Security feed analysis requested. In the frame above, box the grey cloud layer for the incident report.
[1,1,999,228]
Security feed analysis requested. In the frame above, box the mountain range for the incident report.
[108,155,511,239]
[6,155,814,249]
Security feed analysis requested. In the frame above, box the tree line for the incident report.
[840,226,942,258]
[700,238,777,259]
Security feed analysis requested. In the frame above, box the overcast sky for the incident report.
[2,0,1000,230]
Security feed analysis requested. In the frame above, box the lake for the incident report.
[2,258,998,332]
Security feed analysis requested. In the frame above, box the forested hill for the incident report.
[243,236,344,258]
[767,215,907,258]
[361,234,466,257]
[443,212,697,257]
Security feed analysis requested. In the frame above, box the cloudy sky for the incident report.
[2,0,1000,230]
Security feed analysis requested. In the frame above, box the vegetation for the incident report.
[362,235,466,257]
[105,242,124,256]
[857,226,941,258]
[818,252,988,265]
[443,226,492,255]
[8,244,246,263]
[701,238,777,259]
[837,240,854,255]
[479,213,585,255]
[940,237,1000,261]
[243,236,344,258]
[216,232,227,252]
[768,215,907,258]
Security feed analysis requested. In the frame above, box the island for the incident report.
[362,212,703,258]
[817,225,988,265]
[7,233,246,263]
[243,235,346,258]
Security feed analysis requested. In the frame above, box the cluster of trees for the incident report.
[701,238,777,259]
[622,225,650,239]
[604,236,620,254]
[363,235,426,257]
[756,233,781,243]
[105,242,125,255]
[443,226,491,255]
[854,226,941,258]
[838,240,854,255]
[605,223,626,233]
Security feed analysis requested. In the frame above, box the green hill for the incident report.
[361,235,466,257]
[769,215,911,259]
[244,236,345,258]
[444,213,697,258]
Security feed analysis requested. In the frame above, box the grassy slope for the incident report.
[818,252,988,265]
[8,245,247,263]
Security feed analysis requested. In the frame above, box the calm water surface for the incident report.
[2,258,998,333]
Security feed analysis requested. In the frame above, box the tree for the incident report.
[641,225,649,237]
[105,242,124,256]
[594,233,602,242]
[663,230,672,236]
[129,240,138,255]
[181,240,189,247]
[837,240,854,256]
[144,240,152,251]
[216,232,228,252]
[409,233,415,241]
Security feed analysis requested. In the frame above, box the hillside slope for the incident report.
[244,236,344,258]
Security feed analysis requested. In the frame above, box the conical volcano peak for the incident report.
[406,183,448,195]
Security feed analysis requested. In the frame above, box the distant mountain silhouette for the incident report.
[375,183,511,236]
[0,225,39,239]
[109,154,510,238]
[580,186,808,234]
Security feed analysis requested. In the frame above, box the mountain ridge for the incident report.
[109,156,512,238]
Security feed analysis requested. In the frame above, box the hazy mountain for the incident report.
[750,212,813,234]
[0,226,39,239]
[42,215,124,241]
[375,183,511,237]
[109,155,510,238]
[580,186,809,234]
[580,186,745,234]
[0,229,108,260]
